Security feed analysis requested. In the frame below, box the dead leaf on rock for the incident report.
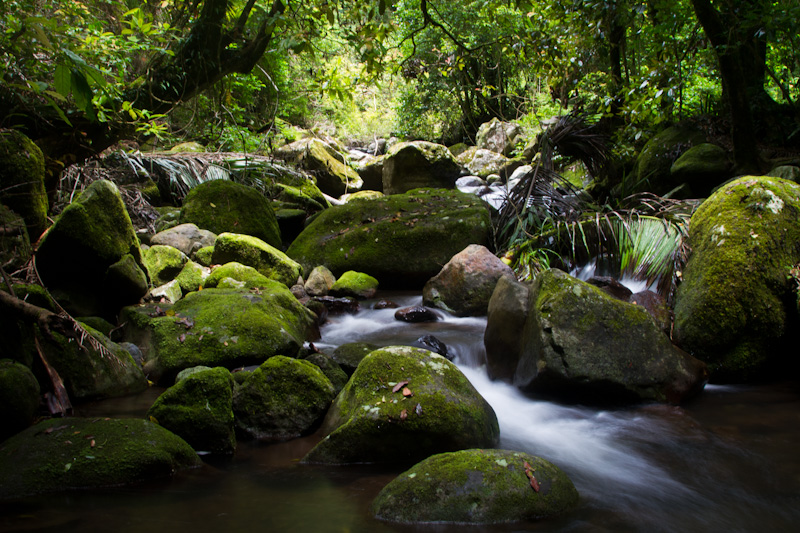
[392,380,409,393]
[400,409,408,420]
[402,387,413,397]
[178,333,186,343]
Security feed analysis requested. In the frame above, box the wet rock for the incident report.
[587,276,633,301]
[302,346,499,464]
[312,295,360,315]
[475,118,522,156]
[412,335,451,360]
[274,138,362,197]
[0,129,47,236]
[629,290,672,334]
[484,276,531,382]
[371,449,578,524]
[331,342,380,375]
[373,299,399,309]
[395,306,441,323]
[303,351,349,393]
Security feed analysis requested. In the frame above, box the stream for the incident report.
[2,293,799,532]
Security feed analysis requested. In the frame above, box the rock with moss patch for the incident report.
[303,352,349,393]
[382,142,462,195]
[149,280,183,303]
[331,342,380,375]
[500,269,707,403]
[0,359,40,441]
[150,223,217,256]
[767,165,800,183]
[0,204,31,272]
[674,176,800,380]
[287,188,491,289]
[476,118,522,156]
[204,261,275,289]
[212,233,302,287]
[179,180,281,248]
[144,245,189,287]
[233,356,336,441]
[330,270,379,299]
[148,367,236,456]
[35,180,149,317]
[372,449,578,524]
[355,155,385,191]
[0,417,200,499]
[423,244,515,316]
[276,138,362,197]
[456,147,521,179]
[121,287,316,384]
[632,125,706,196]
[669,143,732,197]
[42,323,148,401]
[302,346,499,464]
[344,190,384,202]
[0,129,48,236]
[175,260,211,293]
[169,141,206,153]
[304,265,336,296]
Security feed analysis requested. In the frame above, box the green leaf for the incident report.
[70,70,94,115]
[54,64,71,97]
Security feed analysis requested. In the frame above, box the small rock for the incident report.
[395,306,441,323]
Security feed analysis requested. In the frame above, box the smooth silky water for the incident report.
[3,293,799,532]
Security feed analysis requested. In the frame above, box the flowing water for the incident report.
[2,293,799,532]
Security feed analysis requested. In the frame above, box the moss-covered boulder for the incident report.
[371,449,578,524]
[767,165,800,183]
[499,269,707,403]
[0,359,40,441]
[121,287,316,384]
[194,245,214,266]
[149,279,183,303]
[329,270,379,299]
[175,260,210,294]
[423,244,515,316]
[169,141,206,153]
[330,342,380,375]
[0,417,200,499]
[212,232,302,287]
[147,367,236,456]
[35,180,149,317]
[456,147,521,179]
[0,204,31,272]
[669,143,732,198]
[275,138,362,197]
[475,118,522,156]
[144,244,189,287]
[286,188,492,289]
[302,346,499,464]
[632,125,706,196]
[303,351,349,393]
[233,356,336,441]
[0,129,47,236]
[674,176,800,380]
[204,261,274,289]
[42,324,148,401]
[179,180,281,248]
[382,142,462,195]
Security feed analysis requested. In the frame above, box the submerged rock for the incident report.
[488,269,707,403]
[0,417,200,499]
[371,449,578,524]
[286,188,491,289]
[302,346,499,464]
[148,366,236,456]
[233,356,336,441]
[674,176,800,380]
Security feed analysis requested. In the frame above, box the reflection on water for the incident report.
[2,293,799,532]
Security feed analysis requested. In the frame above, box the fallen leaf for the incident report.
[392,380,409,393]
[402,387,413,397]
[530,475,540,492]
[176,317,194,329]
[178,333,186,343]
[415,403,423,416]
[400,409,408,420]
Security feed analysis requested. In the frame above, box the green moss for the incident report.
[304,352,349,393]
[331,342,379,375]
[144,245,189,287]
[674,176,800,380]
[286,188,491,289]
[212,233,302,287]
[193,245,214,266]
[633,125,706,196]
[0,204,31,271]
[124,287,316,384]
[148,367,236,456]
[302,346,499,464]
[0,417,201,499]
[330,270,379,299]
[383,142,462,194]
[179,180,281,248]
[233,355,336,441]
[0,129,47,235]
[0,359,40,441]
[175,260,209,294]
[371,449,579,524]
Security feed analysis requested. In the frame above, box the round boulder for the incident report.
[329,270,379,299]
[382,141,462,195]
[0,359,40,441]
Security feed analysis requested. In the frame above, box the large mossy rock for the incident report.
[147,367,236,456]
[422,244,514,316]
[0,204,31,272]
[0,359,40,441]
[233,356,336,441]
[42,324,148,401]
[0,129,47,236]
[122,287,316,384]
[673,176,800,380]
[669,143,732,198]
[632,125,706,196]
[203,261,275,289]
[475,118,522,156]
[275,138,362,197]
[36,180,149,317]
[212,232,302,287]
[329,270,379,299]
[179,180,281,248]
[0,417,201,499]
[286,188,492,289]
[302,346,499,464]
[382,142,462,195]
[371,449,578,524]
[144,244,189,287]
[493,269,707,403]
